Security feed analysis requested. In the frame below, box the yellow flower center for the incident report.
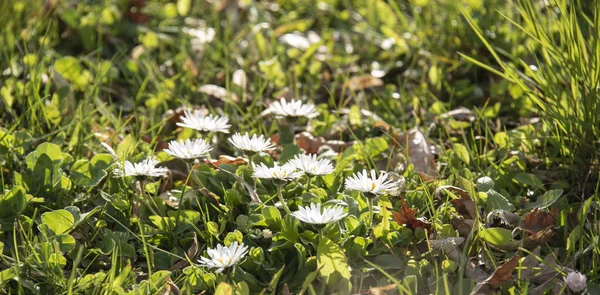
[371,182,376,191]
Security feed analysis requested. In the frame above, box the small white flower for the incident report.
[564,271,587,293]
[228,133,275,153]
[115,157,168,178]
[165,138,212,160]
[288,154,334,176]
[182,27,216,52]
[267,98,319,119]
[345,169,398,195]
[262,229,272,239]
[176,109,230,133]
[291,203,347,224]
[252,162,303,181]
[198,242,248,274]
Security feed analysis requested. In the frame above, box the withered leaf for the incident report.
[198,84,239,103]
[437,186,477,219]
[367,283,397,295]
[397,127,438,178]
[519,208,558,235]
[206,155,248,168]
[390,199,432,232]
[471,255,520,295]
[343,74,384,91]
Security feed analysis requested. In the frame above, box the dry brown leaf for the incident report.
[437,186,477,219]
[397,127,438,178]
[519,208,558,235]
[471,255,520,294]
[198,84,239,103]
[466,258,491,283]
[294,132,325,154]
[183,58,199,77]
[495,226,556,251]
[169,233,199,271]
[367,284,397,295]
[343,75,384,91]
[206,155,248,168]
[390,199,432,232]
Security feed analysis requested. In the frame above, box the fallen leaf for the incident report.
[294,132,325,154]
[205,155,248,167]
[519,208,558,235]
[169,233,199,271]
[198,84,239,103]
[183,58,199,77]
[390,199,432,232]
[343,74,384,91]
[368,283,397,295]
[436,186,477,219]
[471,255,520,294]
[397,127,437,178]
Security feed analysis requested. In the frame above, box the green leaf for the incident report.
[279,144,302,163]
[479,228,512,246]
[70,157,109,187]
[215,282,234,295]
[525,189,564,210]
[54,56,81,82]
[317,236,352,292]
[177,0,191,16]
[262,206,282,230]
[453,143,470,165]
[485,189,516,212]
[25,142,64,170]
[0,186,27,223]
[0,267,18,286]
[41,209,75,235]
[53,234,76,253]
[116,134,135,159]
[513,172,542,188]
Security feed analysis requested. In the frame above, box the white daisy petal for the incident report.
[114,157,168,178]
[267,98,319,119]
[252,162,303,181]
[287,154,334,176]
[344,169,398,195]
[228,133,275,153]
[176,109,231,133]
[165,138,212,160]
[291,203,347,224]
[198,242,248,273]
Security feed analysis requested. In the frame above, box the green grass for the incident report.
[0,0,599,294]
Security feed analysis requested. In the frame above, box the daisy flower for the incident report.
[198,242,248,274]
[165,138,212,160]
[564,271,587,293]
[288,154,334,176]
[228,133,275,153]
[252,162,303,181]
[266,98,319,119]
[182,27,216,52]
[291,203,347,225]
[345,169,398,196]
[176,109,230,134]
[115,157,168,178]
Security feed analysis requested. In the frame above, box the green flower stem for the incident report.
[367,196,374,229]
[276,184,292,215]
[306,175,313,191]
[174,161,196,227]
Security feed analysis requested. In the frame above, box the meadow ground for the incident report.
[0,0,599,294]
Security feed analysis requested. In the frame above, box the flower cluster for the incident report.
[112,102,403,275]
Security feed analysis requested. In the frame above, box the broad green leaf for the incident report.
[513,172,542,188]
[215,282,234,295]
[53,234,76,253]
[41,209,75,235]
[25,142,64,170]
[0,186,27,223]
[262,206,282,230]
[453,143,470,165]
[525,189,564,210]
[479,228,512,246]
[116,134,135,159]
[485,189,515,212]
[54,56,81,82]
[177,0,191,16]
[279,144,302,162]
[317,236,352,292]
